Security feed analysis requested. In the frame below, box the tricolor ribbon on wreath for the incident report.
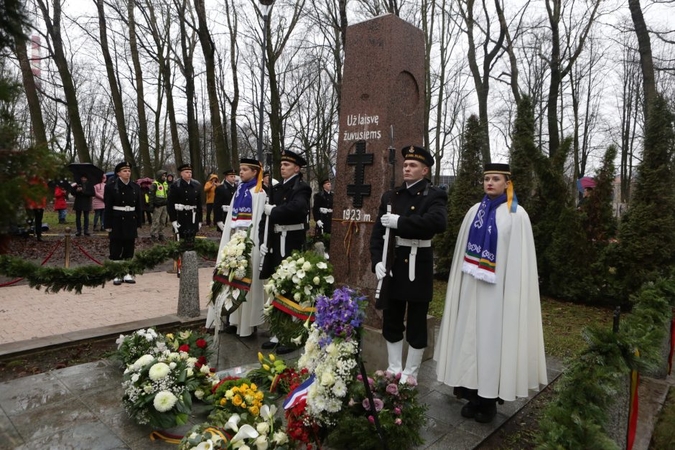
[271,293,317,322]
[210,273,252,345]
[213,273,252,293]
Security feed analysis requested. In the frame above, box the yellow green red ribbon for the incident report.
[272,294,316,322]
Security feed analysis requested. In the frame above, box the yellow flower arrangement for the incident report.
[215,379,264,418]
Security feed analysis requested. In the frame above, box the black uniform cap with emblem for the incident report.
[484,163,511,175]
[223,168,237,176]
[402,145,434,167]
[177,163,192,172]
[115,161,132,173]
[320,178,330,186]
[240,158,262,169]
[280,150,307,167]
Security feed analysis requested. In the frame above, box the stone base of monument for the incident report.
[177,251,200,318]
[359,316,439,373]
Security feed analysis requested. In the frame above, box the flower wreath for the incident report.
[209,229,254,316]
[263,250,334,346]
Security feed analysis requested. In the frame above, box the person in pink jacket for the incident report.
[93,174,106,231]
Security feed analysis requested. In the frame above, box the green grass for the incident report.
[651,387,675,449]
[430,280,614,360]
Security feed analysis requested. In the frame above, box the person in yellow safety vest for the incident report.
[149,170,169,241]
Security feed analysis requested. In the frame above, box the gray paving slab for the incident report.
[0,264,565,449]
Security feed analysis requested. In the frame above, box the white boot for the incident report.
[400,346,425,384]
[386,340,403,376]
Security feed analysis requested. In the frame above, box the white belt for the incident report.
[395,237,432,282]
[319,207,333,214]
[175,203,197,223]
[112,206,136,212]
[273,223,305,257]
[222,205,230,212]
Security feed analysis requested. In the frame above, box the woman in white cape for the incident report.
[434,163,547,423]
[206,158,267,338]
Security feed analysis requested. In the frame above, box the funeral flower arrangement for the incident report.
[209,229,255,313]
[116,327,219,428]
[246,352,312,402]
[121,350,219,429]
[165,330,213,365]
[193,377,291,450]
[326,370,427,450]
[295,286,366,426]
[115,327,165,366]
[263,250,334,345]
[178,423,229,450]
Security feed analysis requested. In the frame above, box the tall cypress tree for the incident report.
[434,115,484,277]
[509,95,537,209]
[611,95,675,297]
[530,138,591,300]
[580,145,618,243]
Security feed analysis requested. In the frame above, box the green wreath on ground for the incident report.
[0,239,219,294]
[267,307,310,346]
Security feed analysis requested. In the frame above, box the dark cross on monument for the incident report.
[346,141,374,208]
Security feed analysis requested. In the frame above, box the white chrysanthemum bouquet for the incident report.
[122,350,219,429]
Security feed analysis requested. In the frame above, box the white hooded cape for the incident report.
[434,202,547,401]
[206,186,267,337]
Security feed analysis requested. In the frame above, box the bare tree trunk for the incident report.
[13,36,47,147]
[495,0,521,104]
[139,0,183,167]
[223,0,240,167]
[628,0,657,120]
[174,0,202,178]
[94,0,137,178]
[544,0,600,158]
[265,0,306,177]
[460,0,506,163]
[127,0,152,177]
[36,0,91,162]
[194,0,228,174]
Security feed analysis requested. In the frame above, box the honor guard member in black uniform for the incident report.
[370,145,448,384]
[167,163,203,244]
[312,178,334,238]
[105,161,144,285]
[214,168,238,231]
[259,150,312,354]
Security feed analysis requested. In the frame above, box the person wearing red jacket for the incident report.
[54,185,68,224]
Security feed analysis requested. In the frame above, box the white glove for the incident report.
[198,222,202,230]
[222,205,230,212]
[216,221,225,231]
[264,204,275,216]
[105,229,112,233]
[316,220,324,228]
[381,213,400,229]
[319,207,329,214]
[375,262,387,280]
[260,243,269,257]
[172,221,180,233]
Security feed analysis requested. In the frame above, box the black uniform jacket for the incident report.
[213,182,237,223]
[72,181,94,212]
[167,179,203,227]
[370,178,448,302]
[104,178,143,239]
[259,175,311,279]
[312,189,334,234]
